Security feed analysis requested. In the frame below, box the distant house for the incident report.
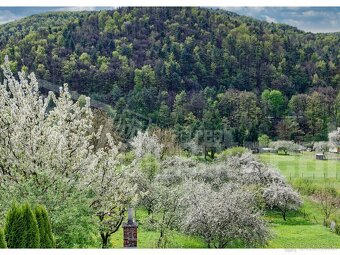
[329,147,340,154]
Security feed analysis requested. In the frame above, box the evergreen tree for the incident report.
[4,203,23,248]
[4,203,40,248]
[34,205,55,248]
[20,203,40,248]
[0,228,6,248]
[158,101,171,128]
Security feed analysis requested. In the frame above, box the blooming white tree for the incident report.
[182,138,203,157]
[181,181,270,248]
[225,153,286,186]
[87,134,140,248]
[148,182,184,248]
[314,186,339,226]
[263,182,302,221]
[158,157,229,188]
[329,128,340,149]
[0,57,137,248]
[313,141,330,155]
[133,154,160,215]
[130,130,164,160]
[269,140,301,155]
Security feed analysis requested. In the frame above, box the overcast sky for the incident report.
[0,7,339,33]
[223,7,340,33]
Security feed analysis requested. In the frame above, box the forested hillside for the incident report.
[0,7,339,146]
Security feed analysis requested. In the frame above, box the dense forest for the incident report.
[0,7,339,150]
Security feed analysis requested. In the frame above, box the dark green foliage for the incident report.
[34,205,55,248]
[0,228,6,248]
[0,7,339,145]
[4,203,40,248]
[4,203,22,248]
[21,203,40,248]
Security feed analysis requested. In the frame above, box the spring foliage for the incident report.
[0,57,138,248]
[0,7,339,145]
[0,56,305,248]
[130,131,164,159]
[313,141,330,154]
[141,152,301,247]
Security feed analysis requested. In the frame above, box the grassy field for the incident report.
[260,152,340,248]
[109,152,340,248]
[259,152,340,181]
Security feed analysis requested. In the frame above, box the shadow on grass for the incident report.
[265,209,313,226]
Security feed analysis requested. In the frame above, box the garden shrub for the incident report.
[34,205,55,248]
[258,134,271,148]
[139,154,160,181]
[4,203,23,248]
[4,203,40,248]
[314,185,338,197]
[218,147,250,160]
[292,178,317,195]
[123,151,135,165]
[0,228,6,248]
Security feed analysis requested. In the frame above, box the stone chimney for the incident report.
[123,208,138,248]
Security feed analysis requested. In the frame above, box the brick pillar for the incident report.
[123,208,138,248]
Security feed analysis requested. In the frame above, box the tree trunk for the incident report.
[157,229,164,248]
[147,206,152,215]
[282,211,286,221]
[211,149,215,159]
[101,232,110,248]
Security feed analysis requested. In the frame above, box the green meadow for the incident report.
[260,152,340,248]
[110,152,340,248]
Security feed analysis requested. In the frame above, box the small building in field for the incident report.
[315,153,326,160]
[260,147,275,153]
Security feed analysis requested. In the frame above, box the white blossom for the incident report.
[181,181,270,248]
[269,140,301,154]
[329,128,340,149]
[225,153,286,186]
[313,141,330,153]
[0,57,137,248]
[130,130,164,160]
[263,182,302,221]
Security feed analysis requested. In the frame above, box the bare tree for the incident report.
[314,186,339,226]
